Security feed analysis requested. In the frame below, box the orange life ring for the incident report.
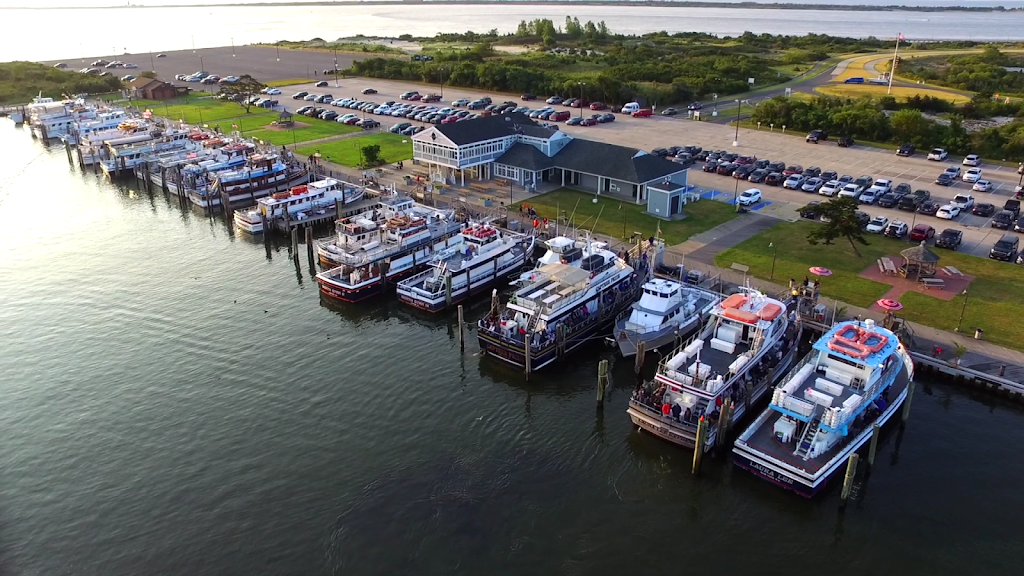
[662,403,671,416]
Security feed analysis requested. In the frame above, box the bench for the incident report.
[710,337,736,354]
[943,266,963,276]
[881,257,897,276]
[468,183,490,193]
[877,259,885,273]
[921,277,945,290]
[494,178,510,187]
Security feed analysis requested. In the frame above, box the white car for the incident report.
[838,183,862,199]
[973,180,993,193]
[935,205,962,220]
[963,167,982,183]
[868,179,892,195]
[962,154,981,167]
[865,216,890,233]
[264,87,282,95]
[927,148,949,161]
[783,175,806,190]
[337,113,358,123]
[123,63,138,69]
[737,188,762,206]
[819,180,842,196]
[802,177,824,193]
[950,194,975,209]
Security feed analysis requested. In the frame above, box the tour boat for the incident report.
[316,201,463,303]
[64,109,131,145]
[732,319,913,497]
[99,129,197,177]
[476,237,643,372]
[627,287,799,452]
[512,235,607,286]
[233,178,365,234]
[612,278,721,357]
[152,142,254,195]
[395,224,535,312]
[193,153,307,208]
[76,125,152,167]
[27,97,94,140]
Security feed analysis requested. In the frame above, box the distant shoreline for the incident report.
[3,1,1021,13]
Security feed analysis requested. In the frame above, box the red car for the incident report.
[441,115,460,124]
[909,223,936,241]
[407,94,422,101]
[421,94,442,103]
[632,108,653,117]
[589,102,607,110]
[343,116,361,125]
[783,164,804,176]
[580,117,598,126]
[549,110,571,121]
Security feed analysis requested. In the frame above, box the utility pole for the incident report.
[888,33,903,95]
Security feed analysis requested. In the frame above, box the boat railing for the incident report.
[820,360,899,431]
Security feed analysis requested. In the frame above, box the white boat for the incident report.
[732,319,913,497]
[513,235,607,286]
[194,152,307,208]
[233,178,364,234]
[75,123,152,167]
[316,200,463,303]
[27,97,96,139]
[396,224,535,312]
[476,238,644,372]
[612,278,721,357]
[65,109,131,145]
[99,129,197,177]
[151,141,254,195]
[627,287,800,452]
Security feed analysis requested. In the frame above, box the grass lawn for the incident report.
[512,188,737,246]
[715,221,1024,350]
[265,78,313,87]
[296,132,413,167]
[139,99,277,124]
[815,83,971,104]
[247,120,360,146]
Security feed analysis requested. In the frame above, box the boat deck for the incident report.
[741,364,910,476]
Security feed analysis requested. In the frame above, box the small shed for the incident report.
[645,178,690,219]
[900,241,941,279]
[274,110,294,127]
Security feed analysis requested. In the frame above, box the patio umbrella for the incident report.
[876,299,903,312]
[809,266,833,277]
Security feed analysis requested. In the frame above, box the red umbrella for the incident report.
[809,266,833,277]
[876,299,903,312]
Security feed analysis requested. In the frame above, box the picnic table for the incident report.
[878,257,897,276]
[943,266,963,276]
[920,277,945,290]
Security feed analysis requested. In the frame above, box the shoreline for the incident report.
[4,1,1021,12]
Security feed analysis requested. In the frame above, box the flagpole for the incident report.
[887,33,902,95]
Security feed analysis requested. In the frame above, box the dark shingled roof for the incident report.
[434,112,540,146]
[495,143,555,171]
[550,139,686,184]
[901,241,941,263]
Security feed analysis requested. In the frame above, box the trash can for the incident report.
[974,328,984,340]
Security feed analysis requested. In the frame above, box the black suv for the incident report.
[837,135,855,148]
[897,143,916,157]
[806,129,828,143]
[992,210,1015,229]
[897,195,922,211]
[765,172,785,186]
[936,229,963,250]
[877,193,900,208]
[990,234,1020,261]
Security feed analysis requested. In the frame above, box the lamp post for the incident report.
[334,49,339,87]
[439,67,446,100]
[955,289,970,332]
[149,50,155,72]
[769,242,777,280]
[192,36,195,53]
[276,45,280,62]
[733,99,741,147]
[577,81,586,118]
[200,55,204,72]
[231,38,235,57]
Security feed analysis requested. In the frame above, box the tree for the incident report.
[806,197,870,257]
[361,144,382,167]
[889,108,931,146]
[218,74,267,114]
[139,70,158,79]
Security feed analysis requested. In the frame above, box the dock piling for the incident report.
[840,453,859,506]
[305,227,314,265]
[692,416,707,475]
[457,304,465,352]
[715,398,732,453]
[445,275,453,307]
[524,338,531,380]
[596,359,609,409]
[634,341,646,377]
[867,422,880,468]
[901,380,915,424]
[290,227,299,261]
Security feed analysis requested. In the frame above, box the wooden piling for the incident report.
[524,336,531,379]
[596,359,609,409]
[457,304,465,352]
[840,453,859,506]
[901,380,915,424]
[743,380,752,414]
[305,227,314,264]
[692,416,707,475]
[445,274,453,307]
[290,226,299,260]
[867,422,880,468]
[634,340,646,375]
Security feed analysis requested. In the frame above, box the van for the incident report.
[620,102,640,114]
[990,234,1019,261]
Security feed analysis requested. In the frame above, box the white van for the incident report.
[620,102,640,114]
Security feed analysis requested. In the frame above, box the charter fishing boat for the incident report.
[612,278,721,357]
[627,287,799,452]
[512,235,607,286]
[476,238,643,372]
[27,96,94,139]
[64,109,132,145]
[233,178,365,234]
[153,141,254,195]
[194,153,307,208]
[316,201,463,302]
[75,122,152,167]
[99,129,196,177]
[732,319,913,497]
[396,224,535,312]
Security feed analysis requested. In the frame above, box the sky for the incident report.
[2,0,1023,9]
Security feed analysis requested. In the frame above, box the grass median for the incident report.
[513,188,737,246]
[296,132,413,167]
[715,220,1024,350]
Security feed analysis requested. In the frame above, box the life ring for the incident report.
[662,403,672,416]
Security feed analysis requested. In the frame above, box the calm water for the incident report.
[5,2,1024,62]
[0,124,1022,574]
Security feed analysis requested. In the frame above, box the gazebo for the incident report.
[273,110,294,127]
[900,241,941,279]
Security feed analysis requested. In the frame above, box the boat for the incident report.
[151,141,254,195]
[732,319,913,497]
[194,153,307,208]
[627,287,799,452]
[233,178,365,234]
[315,199,463,302]
[64,109,131,145]
[99,129,197,177]
[475,237,645,372]
[75,124,153,167]
[612,278,721,357]
[395,224,535,312]
[512,235,607,286]
[26,96,93,139]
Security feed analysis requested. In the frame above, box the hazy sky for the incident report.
[2,0,1023,8]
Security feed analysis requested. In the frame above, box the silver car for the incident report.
[801,177,824,193]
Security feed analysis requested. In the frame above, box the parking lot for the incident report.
[280,76,1023,259]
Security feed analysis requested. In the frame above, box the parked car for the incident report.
[783,165,803,176]
[589,102,607,110]
[973,180,993,193]
[783,174,807,190]
[320,110,339,121]
[389,122,412,133]
[865,216,889,234]
[935,173,954,186]
[877,193,900,208]
[884,221,909,238]
[801,177,824,193]
[897,194,923,211]
[661,107,679,116]
[599,113,615,123]
[1015,216,1024,233]
[936,228,963,250]
[859,188,883,204]
[819,180,842,196]
[546,96,564,105]
[935,205,962,220]
[1003,199,1021,218]
[896,143,916,157]
[909,224,935,241]
[264,87,282,95]
[748,169,769,183]
[838,183,862,199]
[819,170,838,182]
[764,172,785,186]
[991,210,1015,229]
[837,135,855,147]
[550,110,571,121]
[733,165,755,179]
[292,91,309,99]
[400,91,420,100]
[315,81,329,87]
[421,94,442,103]
[918,199,941,216]
[962,168,982,183]
[357,118,380,129]
[632,108,654,117]
[798,202,822,219]
[737,188,763,206]
[766,161,785,173]
[717,163,739,176]
[806,129,828,143]
[990,234,1019,261]
[927,148,949,161]
[962,154,981,167]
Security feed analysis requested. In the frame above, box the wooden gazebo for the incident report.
[900,241,941,279]
[273,110,294,127]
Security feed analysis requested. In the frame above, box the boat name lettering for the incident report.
[749,462,794,484]
[485,343,523,362]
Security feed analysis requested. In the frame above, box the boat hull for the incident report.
[615,317,699,358]
[396,242,532,313]
[478,308,623,371]
[317,264,421,303]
